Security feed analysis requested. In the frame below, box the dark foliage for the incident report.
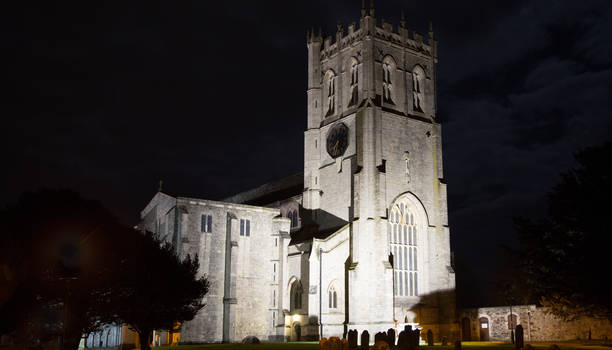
[513,142,612,320]
[0,189,208,350]
[0,189,128,350]
[114,232,209,350]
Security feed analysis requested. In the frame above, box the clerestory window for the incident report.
[201,214,212,233]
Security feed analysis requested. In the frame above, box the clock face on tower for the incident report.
[326,122,349,159]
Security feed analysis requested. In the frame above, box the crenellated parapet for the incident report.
[310,3,437,62]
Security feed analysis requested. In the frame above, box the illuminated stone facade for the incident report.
[139,5,456,344]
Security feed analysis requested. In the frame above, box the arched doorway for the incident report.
[291,322,301,341]
[479,317,489,341]
[461,317,471,341]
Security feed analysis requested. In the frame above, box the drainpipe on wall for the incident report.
[319,247,323,340]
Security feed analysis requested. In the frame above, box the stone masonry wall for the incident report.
[460,305,612,342]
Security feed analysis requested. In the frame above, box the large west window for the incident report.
[389,202,418,296]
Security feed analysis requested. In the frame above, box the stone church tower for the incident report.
[302,3,456,339]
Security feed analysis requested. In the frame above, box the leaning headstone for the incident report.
[375,332,388,346]
[427,330,434,346]
[454,340,462,350]
[515,325,524,350]
[348,330,358,349]
[241,336,260,344]
[549,344,560,350]
[361,331,370,350]
[442,336,448,346]
[398,330,409,350]
[387,329,396,347]
[372,340,390,350]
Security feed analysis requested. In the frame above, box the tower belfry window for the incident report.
[412,65,425,112]
[325,71,336,116]
[348,60,359,106]
[382,60,394,104]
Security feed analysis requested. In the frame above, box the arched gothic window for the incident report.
[382,58,394,104]
[348,59,359,106]
[389,201,418,296]
[291,280,302,311]
[288,211,293,227]
[412,65,425,112]
[328,285,338,309]
[325,71,336,116]
[292,210,298,228]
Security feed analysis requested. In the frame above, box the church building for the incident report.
[139,3,456,343]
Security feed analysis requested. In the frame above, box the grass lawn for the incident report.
[130,341,612,350]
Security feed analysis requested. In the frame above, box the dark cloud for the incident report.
[2,1,611,307]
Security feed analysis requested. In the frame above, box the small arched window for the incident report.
[291,280,302,311]
[288,211,293,226]
[348,59,359,106]
[382,57,395,104]
[325,71,336,117]
[328,286,338,309]
[412,65,425,112]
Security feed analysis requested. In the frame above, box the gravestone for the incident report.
[398,330,409,350]
[427,330,434,346]
[241,336,260,344]
[361,331,370,350]
[413,329,421,348]
[387,328,396,347]
[515,325,524,350]
[348,330,358,349]
[442,336,448,346]
[342,338,349,350]
[373,340,390,350]
[549,345,560,350]
[375,332,388,346]
[454,340,462,350]
[525,344,534,350]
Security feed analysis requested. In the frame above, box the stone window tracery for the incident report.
[389,201,418,297]
[382,58,394,104]
[348,59,359,106]
[325,71,336,117]
[291,280,303,311]
[412,65,425,112]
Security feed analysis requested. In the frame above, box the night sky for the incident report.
[4,1,612,306]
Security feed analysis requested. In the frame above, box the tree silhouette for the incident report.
[114,232,208,350]
[0,189,129,350]
[514,142,612,320]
